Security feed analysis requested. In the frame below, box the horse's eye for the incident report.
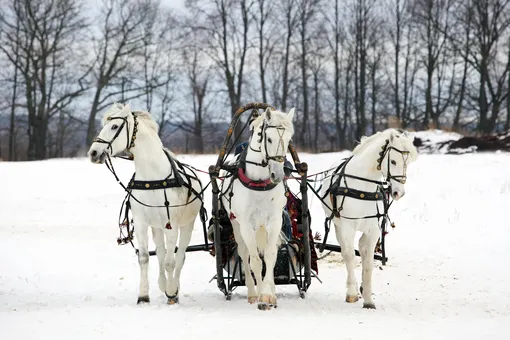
[268,138,272,143]
[111,124,118,130]
[391,160,396,165]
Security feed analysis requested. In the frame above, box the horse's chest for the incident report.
[228,182,285,223]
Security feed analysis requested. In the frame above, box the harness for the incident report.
[92,113,137,159]
[218,119,288,213]
[244,120,287,167]
[315,138,410,252]
[91,111,209,251]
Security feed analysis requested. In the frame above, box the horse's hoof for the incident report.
[248,296,258,304]
[257,302,271,311]
[257,295,276,310]
[166,290,179,305]
[346,295,359,303]
[137,296,150,304]
[363,302,376,309]
[167,296,179,305]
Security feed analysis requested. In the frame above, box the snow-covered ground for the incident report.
[1,151,510,339]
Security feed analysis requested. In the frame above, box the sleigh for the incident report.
[206,102,318,299]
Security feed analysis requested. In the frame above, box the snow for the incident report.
[2,152,510,339]
[411,129,463,154]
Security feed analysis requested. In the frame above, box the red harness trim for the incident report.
[237,168,273,188]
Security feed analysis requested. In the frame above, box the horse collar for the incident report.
[237,167,278,191]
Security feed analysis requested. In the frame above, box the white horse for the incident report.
[87,103,204,305]
[220,107,295,310]
[320,128,418,309]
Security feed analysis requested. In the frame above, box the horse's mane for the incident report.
[133,110,160,135]
[352,129,418,161]
[102,103,160,136]
[250,109,294,135]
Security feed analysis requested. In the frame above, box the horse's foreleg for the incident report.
[335,220,359,303]
[260,219,281,309]
[163,228,179,304]
[232,222,257,304]
[167,222,194,304]
[359,230,379,309]
[238,222,264,309]
[135,221,150,304]
[151,227,167,292]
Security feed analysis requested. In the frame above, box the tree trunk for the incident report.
[478,59,489,133]
[257,0,267,103]
[313,71,320,152]
[299,16,309,148]
[394,0,401,122]
[333,0,342,149]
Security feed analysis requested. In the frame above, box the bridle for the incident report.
[376,138,410,185]
[92,113,138,157]
[246,120,287,167]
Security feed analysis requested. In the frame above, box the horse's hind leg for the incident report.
[166,222,194,304]
[335,220,359,303]
[358,229,379,309]
[151,227,167,292]
[232,221,257,304]
[134,220,150,304]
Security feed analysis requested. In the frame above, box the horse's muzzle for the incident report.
[89,150,106,164]
[270,172,282,184]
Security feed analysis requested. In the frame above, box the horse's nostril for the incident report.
[393,191,398,197]
[91,150,97,157]
[271,173,276,179]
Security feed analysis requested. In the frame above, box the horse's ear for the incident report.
[265,107,272,120]
[288,107,295,121]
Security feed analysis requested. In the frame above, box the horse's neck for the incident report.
[343,150,382,191]
[244,139,268,181]
[131,133,172,180]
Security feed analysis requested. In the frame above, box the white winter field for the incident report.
[1,148,509,339]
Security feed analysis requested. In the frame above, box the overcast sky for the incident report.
[162,0,185,10]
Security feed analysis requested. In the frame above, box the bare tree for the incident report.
[412,0,453,128]
[0,0,89,160]
[85,0,162,146]
[449,0,473,130]
[187,0,253,140]
[348,0,379,140]
[296,0,322,148]
[454,0,510,133]
[386,0,411,124]
[3,3,21,161]
[139,10,179,139]
[253,0,279,103]
[171,30,214,154]
[324,0,346,148]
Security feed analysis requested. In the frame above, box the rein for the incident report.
[93,113,138,159]
[307,139,410,252]
[92,112,210,251]
[243,120,287,168]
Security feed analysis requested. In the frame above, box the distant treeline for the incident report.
[1,0,509,160]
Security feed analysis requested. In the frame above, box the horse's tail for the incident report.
[255,226,267,255]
